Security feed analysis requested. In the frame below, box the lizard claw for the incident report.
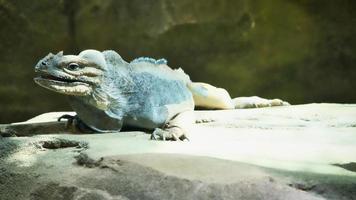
[58,114,75,122]
[151,127,189,141]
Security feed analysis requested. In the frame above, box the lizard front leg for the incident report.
[151,111,194,141]
[58,114,95,133]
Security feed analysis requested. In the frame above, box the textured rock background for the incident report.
[0,0,355,123]
[1,104,355,199]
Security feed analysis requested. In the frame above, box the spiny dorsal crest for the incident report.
[131,57,167,65]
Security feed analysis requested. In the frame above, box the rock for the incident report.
[0,104,356,200]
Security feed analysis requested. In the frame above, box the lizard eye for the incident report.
[67,63,80,70]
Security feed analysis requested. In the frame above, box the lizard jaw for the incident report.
[34,76,92,96]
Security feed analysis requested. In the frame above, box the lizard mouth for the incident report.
[38,74,78,83]
[34,73,88,85]
[34,74,92,96]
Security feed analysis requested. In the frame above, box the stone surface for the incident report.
[0,104,356,199]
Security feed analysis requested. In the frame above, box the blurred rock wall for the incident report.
[0,0,355,123]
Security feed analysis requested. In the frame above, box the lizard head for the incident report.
[34,50,106,96]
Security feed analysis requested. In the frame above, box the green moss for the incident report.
[0,0,355,123]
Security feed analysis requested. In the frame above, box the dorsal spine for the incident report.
[131,57,167,65]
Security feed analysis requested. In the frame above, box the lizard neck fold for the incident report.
[86,50,134,119]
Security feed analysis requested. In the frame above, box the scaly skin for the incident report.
[34,49,290,140]
[34,50,194,140]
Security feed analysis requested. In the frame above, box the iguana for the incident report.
[34,50,289,140]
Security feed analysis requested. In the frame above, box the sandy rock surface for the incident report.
[0,104,355,200]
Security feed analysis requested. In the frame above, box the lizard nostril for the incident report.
[41,61,47,66]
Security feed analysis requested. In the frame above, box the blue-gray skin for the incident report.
[34,50,194,140]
